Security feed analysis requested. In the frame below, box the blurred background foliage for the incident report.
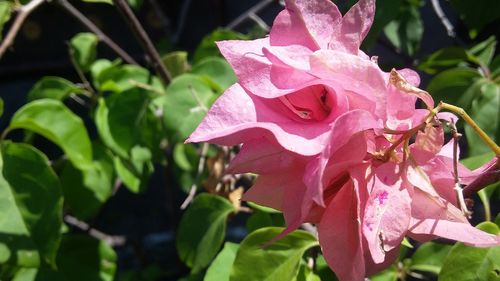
[0,0,498,280]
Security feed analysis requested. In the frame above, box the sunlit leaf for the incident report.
[230,227,319,281]
[439,222,500,281]
[9,99,93,170]
[70,33,99,72]
[204,242,239,281]
[191,57,236,93]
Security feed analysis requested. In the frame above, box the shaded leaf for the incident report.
[418,47,477,75]
[449,0,500,38]
[465,82,499,156]
[193,29,248,64]
[410,242,452,274]
[155,74,217,143]
[162,51,190,78]
[27,76,82,101]
[362,0,402,48]
[426,67,481,110]
[9,99,93,170]
[60,143,114,220]
[438,222,500,281]
[384,3,423,56]
[95,64,163,94]
[0,2,12,41]
[0,142,63,268]
[177,194,235,273]
[230,227,319,281]
[469,36,497,66]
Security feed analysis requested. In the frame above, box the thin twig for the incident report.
[112,0,172,84]
[180,143,209,210]
[64,215,126,247]
[68,44,95,95]
[226,0,274,30]
[430,0,456,39]
[171,0,191,44]
[0,0,46,58]
[55,0,137,65]
[449,123,471,218]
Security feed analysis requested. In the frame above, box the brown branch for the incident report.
[64,215,126,247]
[55,0,138,65]
[0,0,46,59]
[463,161,500,198]
[112,0,171,84]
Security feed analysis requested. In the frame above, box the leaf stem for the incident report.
[439,102,500,157]
[112,0,172,85]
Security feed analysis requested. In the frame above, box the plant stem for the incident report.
[0,0,46,58]
[112,0,171,85]
[55,0,138,65]
[439,102,500,156]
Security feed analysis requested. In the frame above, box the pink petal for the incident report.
[332,0,375,53]
[363,162,411,264]
[226,137,307,175]
[409,188,500,247]
[318,181,367,281]
[310,50,388,120]
[187,83,335,156]
[272,0,343,50]
[304,110,380,206]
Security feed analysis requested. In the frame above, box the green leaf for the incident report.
[449,0,500,38]
[362,0,402,48]
[315,255,338,281]
[22,234,117,281]
[465,82,499,156]
[0,97,3,118]
[191,57,237,92]
[95,89,151,158]
[173,143,198,172]
[27,76,82,101]
[204,242,240,281]
[127,0,143,9]
[438,222,500,281]
[246,201,281,214]
[54,234,117,281]
[469,36,497,66]
[162,51,190,78]
[193,29,248,64]
[95,64,163,94]
[176,194,235,273]
[70,33,99,72]
[80,0,112,4]
[60,143,114,220]
[383,3,423,56]
[369,265,398,281]
[155,74,217,143]
[230,227,319,281]
[294,264,321,281]
[9,99,93,170]
[12,268,38,281]
[426,67,481,110]
[0,142,63,268]
[246,211,274,233]
[0,2,12,41]
[418,47,477,75]
[113,145,153,193]
[410,242,452,274]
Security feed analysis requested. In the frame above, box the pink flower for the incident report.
[187,0,500,280]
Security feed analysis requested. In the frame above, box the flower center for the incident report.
[279,85,333,121]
